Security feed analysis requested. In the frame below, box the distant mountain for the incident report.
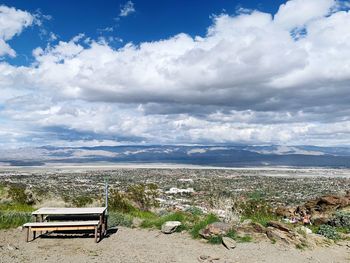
[1,145,350,167]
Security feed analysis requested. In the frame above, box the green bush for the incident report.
[330,211,350,232]
[0,202,34,212]
[108,212,133,228]
[141,211,187,229]
[185,206,204,216]
[225,229,252,243]
[127,183,159,211]
[238,196,277,226]
[317,224,340,240]
[7,185,34,205]
[208,235,222,244]
[0,211,32,229]
[109,189,137,213]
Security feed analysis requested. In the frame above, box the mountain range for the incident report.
[1,145,350,167]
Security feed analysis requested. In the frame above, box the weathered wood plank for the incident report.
[32,207,106,215]
[29,226,96,231]
[23,220,99,227]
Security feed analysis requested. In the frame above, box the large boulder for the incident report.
[199,222,232,239]
[161,221,182,234]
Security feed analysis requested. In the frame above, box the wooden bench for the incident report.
[23,220,101,242]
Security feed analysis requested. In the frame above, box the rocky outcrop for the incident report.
[275,194,350,225]
[267,221,291,232]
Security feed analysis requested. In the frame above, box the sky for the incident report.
[0,0,350,148]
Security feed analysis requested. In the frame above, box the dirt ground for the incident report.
[0,227,349,263]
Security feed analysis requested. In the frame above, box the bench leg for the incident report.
[26,227,29,242]
[94,226,98,243]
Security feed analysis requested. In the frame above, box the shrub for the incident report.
[238,196,277,226]
[7,185,35,205]
[225,229,252,243]
[0,202,34,212]
[141,211,187,229]
[127,183,159,211]
[109,189,136,213]
[108,212,133,228]
[208,236,222,244]
[0,211,32,229]
[329,211,350,231]
[317,225,340,240]
[185,206,204,216]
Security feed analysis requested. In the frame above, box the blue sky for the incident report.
[3,0,287,65]
[1,0,350,148]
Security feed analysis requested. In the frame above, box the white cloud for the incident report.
[274,0,335,29]
[2,1,350,147]
[0,5,33,57]
[119,1,135,17]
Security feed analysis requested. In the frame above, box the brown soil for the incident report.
[0,227,349,263]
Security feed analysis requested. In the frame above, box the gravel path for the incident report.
[0,227,349,263]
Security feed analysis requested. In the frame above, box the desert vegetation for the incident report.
[0,167,349,248]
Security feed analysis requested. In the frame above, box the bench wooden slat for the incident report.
[32,207,106,215]
[28,226,96,231]
[23,220,99,227]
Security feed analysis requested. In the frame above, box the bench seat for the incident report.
[23,220,101,242]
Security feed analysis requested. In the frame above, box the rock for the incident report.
[208,222,232,235]
[267,221,291,232]
[199,222,232,239]
[198,255,221,262]
[161,221,182,234]
[295,226,312,235]
[266,226,307,247]
[311,214,329,225]
[303,195,350,216]
[275,207,295,218]
[222,237,236,250]
[132,218,143,228]
[236,221,265,234]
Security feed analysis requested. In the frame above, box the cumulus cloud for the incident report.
[1,0,350,147]
[274,0,335,29]
[0,5,33,57]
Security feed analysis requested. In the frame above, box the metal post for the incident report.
[104,178,109,211]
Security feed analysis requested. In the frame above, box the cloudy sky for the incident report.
[0,0,350,148]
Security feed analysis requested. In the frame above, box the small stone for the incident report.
[161,221,182,234]
[222,237,237,250]
[6,244,18,251]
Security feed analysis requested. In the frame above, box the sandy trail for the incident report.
[0,227,349,263]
